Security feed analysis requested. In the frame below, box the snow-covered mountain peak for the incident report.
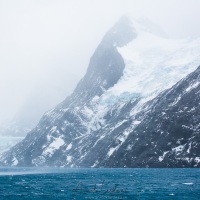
[81,20,200,128]
[100,31,200,106]
[72,16,200,133]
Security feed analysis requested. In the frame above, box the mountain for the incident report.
[0,15,200,167]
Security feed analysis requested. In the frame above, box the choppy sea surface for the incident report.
[0,168,199,200]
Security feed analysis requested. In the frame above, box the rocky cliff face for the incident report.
[0,16,200,168]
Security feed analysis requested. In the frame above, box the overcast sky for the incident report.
[1,0,200,123]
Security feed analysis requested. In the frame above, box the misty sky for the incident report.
[1,0,200,123]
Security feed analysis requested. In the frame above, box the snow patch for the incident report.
[185,82,199,92]
[32,156,46,166]
[132,120,141,125]
[50,126,57,133]
[92,135,105,148]
[169,96,181,106]
[66,156,72,163]
[43,136,65,157]
[91,160,99,168]
[12,157,18,166]
[187,142,192,153]
[194,157,200,167]
[66,143,72,151]
[158,151,169,162]
[172,144,185,155]
[107,147,116,157]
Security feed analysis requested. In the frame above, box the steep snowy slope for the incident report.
[0,15,200,167]
[94,66,200,167]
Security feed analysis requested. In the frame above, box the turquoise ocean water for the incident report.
[0,168,199,199]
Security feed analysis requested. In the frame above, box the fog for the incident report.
[1,0,200,127]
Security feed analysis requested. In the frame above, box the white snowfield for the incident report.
[104,18,200,105]
[85,18,200,133]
